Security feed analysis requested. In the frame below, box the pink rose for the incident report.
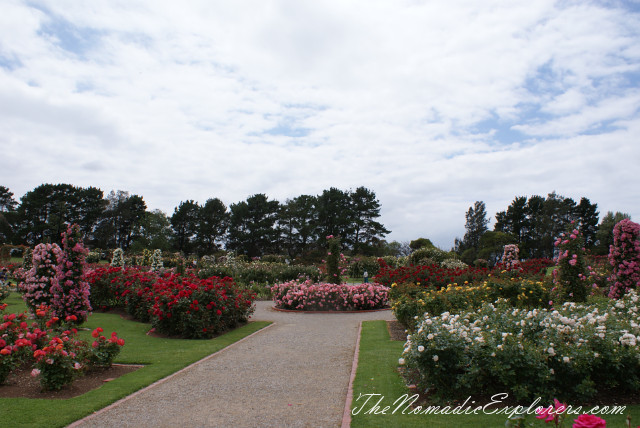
[572,414,606,428]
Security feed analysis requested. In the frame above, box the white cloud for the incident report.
[1,0,639,248]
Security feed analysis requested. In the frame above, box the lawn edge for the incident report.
[342,320,363,428]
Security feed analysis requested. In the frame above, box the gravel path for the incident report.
[71,301,395,428]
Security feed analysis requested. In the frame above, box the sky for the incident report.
[1,0,640,249]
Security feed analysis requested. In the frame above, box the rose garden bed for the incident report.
[271,279,390,311]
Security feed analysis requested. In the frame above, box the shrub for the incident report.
[150,274,255,339]
[402,290,640,403]
[22,243,64,311]
[607,219,640,298]
[375,258,553,289]
[408,247,452,265]
[347,256,383,278]
[553,225,588,302]
[50,224,92,325]
[141,249,152,266]
[1,303,125,391]
[260,254,287,263]
[0,281,9,302]
[374,260,491,290]
[325,235,343,284]
[86,250,101,264]
[440,258,468,269]
[22,247,33,270]
[87,328,125,368]
[198,261,320,287]
[111,248,125,267]
[85,266,126,310]
[502,244,520,269]
[150,249,163,271]
[272,279,389,311]
[391,278,550,330]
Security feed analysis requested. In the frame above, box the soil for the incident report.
[0,364,142,399]
[387,320,408,341]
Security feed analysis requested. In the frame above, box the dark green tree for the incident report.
[325,235,342,284]
[594,211,631,255]
[494,196,528,244]
[196,198,228,255]
[523,195,546,258]
[477,231,517,265]
[130,209,173,251]
[170,200,200,254]
[574,197,599,249]
[279,195,318,257]
[227,194,280,258]
[0,186,17,244]
[0,186,17,212]
[459,201,489,253]
[17,184,106,245]
[315,187,353,247]
[381,240,411,257]
[93,190,146,249]
[409,238,435,251]
[350,186,390,255]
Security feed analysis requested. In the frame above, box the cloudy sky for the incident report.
[2,0,640,248]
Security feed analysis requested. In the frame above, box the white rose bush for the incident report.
[401,290,640,402]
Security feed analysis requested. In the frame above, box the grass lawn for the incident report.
[0,292,271,428]
[351,321,640,428]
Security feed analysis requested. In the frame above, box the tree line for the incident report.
[455,192,630,264]
[0,184,390,259]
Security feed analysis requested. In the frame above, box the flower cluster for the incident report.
[391,278,550,330]
[1,304,124,390]
[111,248,125,267]
[607,219,640,299]
[502,244,521,270]
[87,327,125,368]
[86,267,256,339]
[150,249,164,272]
[21,243,64,311]
[198,260,321,289]
[401,290,640,402]
[375,258,553,289]
[49,224,92,324]
[272,279,389,311]
[0,280,9,303]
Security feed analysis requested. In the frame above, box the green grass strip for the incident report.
[1,292,271,428]
[351,321,640,428]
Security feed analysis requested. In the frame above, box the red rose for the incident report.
[573,414,606,428]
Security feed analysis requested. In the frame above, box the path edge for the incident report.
[68,322,275,428]
[341,320,363,428]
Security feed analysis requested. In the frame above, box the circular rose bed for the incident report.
[271,279,389,311]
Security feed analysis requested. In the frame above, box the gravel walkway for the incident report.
[71,301,395,428]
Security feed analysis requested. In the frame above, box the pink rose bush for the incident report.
[21,243,64,311]
[608,219,640,299]
[272,279,389,311]
[502,244,521,270]
[553,224,588,302]
[20,224,92,325]
[49,224,92,324]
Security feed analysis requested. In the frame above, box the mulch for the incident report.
[387,320,407,341]
[0,364,142,399]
